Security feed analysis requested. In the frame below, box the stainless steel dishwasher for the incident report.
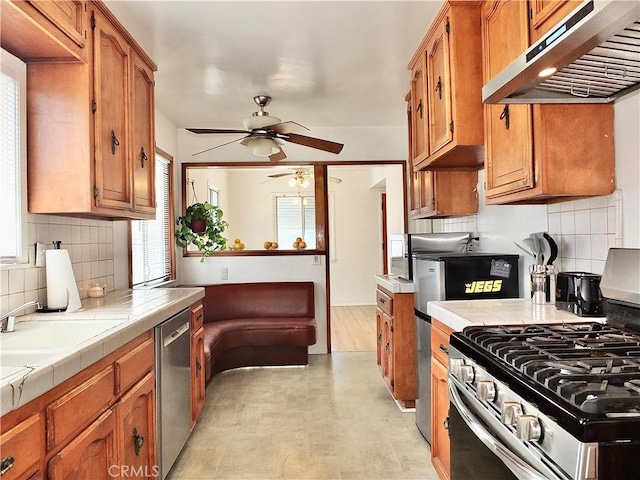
[155,308,191,480]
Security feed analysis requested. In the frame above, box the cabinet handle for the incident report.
[444,415,450,431]
[0,456,15,476]
[197,313,204,320]
[379,298,385,304]
[196,358,202,377]
[439,344,449,354]
[416,99,423,119]
[435,76,442,100]
[111,130,120,155]
[499,105,510,130]
[140,147,148,168]
[133,428,145,456]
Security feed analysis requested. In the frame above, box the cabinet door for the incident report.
[383,313,394,390]
[376,307,384,368]
[410,57,428,163]
[482,0,535,198]
[419,170,435,215]
[426,16,453,154]
[116,373,157,480]
[431,358,450,480]
[0,413,43,480]
[131,52,156,215]
[191,327,206,425]
[529,1,581,43]
[92,9,132,211]
[48,409,118,480]
[29,0,85,47]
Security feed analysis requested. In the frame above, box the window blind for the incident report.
[0,63,20,261]
[276,195,316,248]
[131,154,172,286]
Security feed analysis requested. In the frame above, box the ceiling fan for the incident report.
[186,95,344,162]
[267,168,342,188]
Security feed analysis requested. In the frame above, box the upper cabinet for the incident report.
[1,0,87,61]
[25,1,157,219]
[481,0,615,205]
[529,0,582,43]
[407,1,484,170]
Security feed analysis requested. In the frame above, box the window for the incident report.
[0,49,27,264]
[130,151,174,286]
[208,185,219,206]
[275,195,316,248]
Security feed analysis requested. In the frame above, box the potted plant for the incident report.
[175,202,229,260]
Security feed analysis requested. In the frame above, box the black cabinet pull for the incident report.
[111,130,120,154]
[196,358,202,377]
[416,99,423,119]
[133,428,144,456]
[444,415,450,431]
[439,344,449,354]
[435,76,442,100]
[140,147,148,168]
[0,456,15,476]
[499,105,510,130]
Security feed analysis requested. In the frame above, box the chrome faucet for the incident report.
[1,300,42,333]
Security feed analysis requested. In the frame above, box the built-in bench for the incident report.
[199,282,317,382]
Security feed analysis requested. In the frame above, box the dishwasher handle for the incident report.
[163,322,190,347]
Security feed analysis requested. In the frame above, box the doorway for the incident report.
[327,164,405,352]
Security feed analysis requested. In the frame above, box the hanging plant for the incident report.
[175,202,229,261]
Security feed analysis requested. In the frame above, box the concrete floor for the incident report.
[167,351,439,480]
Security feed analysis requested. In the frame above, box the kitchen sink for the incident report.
[0,319,127,351]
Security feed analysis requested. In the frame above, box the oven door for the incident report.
[448,378,570,480]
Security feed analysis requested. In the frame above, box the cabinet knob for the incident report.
[140,147,148,168]
[417,99,423,119]
[435,76,442,100]
[133,428,145,456]
[196,358,202,377]
[0,456,15,476]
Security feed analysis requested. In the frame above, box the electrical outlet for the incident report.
[221,267,229,280]
[313,255,321,265]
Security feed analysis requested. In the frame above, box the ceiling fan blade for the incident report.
[329,177,342,183]
[264,121,310,134]
[283,133,344,154]
[192,136,248,156]
[186,128,249,135]
[270,149,287,162]
[267,172,292,179]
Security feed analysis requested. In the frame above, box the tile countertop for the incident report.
[375,275,415,294]
[0,287,204,417]
[428,298,606,332]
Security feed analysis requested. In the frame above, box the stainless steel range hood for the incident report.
[483,0,640,104]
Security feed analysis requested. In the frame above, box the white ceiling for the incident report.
[104,1,441,132]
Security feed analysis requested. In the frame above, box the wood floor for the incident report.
[330,305,377,352]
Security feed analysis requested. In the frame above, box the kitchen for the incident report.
[1,1,639,479]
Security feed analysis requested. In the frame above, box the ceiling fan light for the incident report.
[245,137,280,157]
[301,179,310,188]
[288,178,297,187]
[243,115,282,131]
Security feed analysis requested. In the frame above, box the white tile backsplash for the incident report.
[0,214,115,318]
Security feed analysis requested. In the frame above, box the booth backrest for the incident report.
[202,282,315,322]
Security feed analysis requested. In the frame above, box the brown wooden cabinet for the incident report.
[25,1,157,220]
[0,332,156,480]
[431,318,453,480]
[375,285,415,408]
[408,1,484,170]
[1,0,87,61]
[190,301,206,426]
[410,58,429,165]
[406,94,479,219]
[0,413,44,480]
[481,0,615,205]
[529,0,582,43]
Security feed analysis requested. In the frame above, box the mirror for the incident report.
[183,165,321,252]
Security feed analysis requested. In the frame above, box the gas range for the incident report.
[447,249,640,480]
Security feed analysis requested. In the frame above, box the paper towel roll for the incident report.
[46,249,81,312]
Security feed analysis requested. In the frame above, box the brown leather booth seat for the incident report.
[200,282,317,381]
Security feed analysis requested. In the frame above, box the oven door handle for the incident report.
[448,380,549,480]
